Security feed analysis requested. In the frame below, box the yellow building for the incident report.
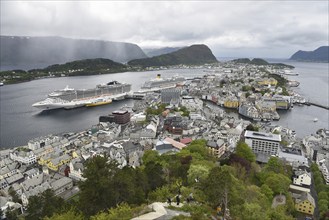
[257,78,278,86]
[224,100,239,108]
[293,192,315,215]
[47,154,72,171]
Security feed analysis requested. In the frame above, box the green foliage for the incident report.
[5,208,19,220]
[8,187,20,203]
[269,74,287,87]
[246,124,259,131]
[280,87,289,96]
[242,85,252,91]
[142,150,161,165]
[45,209,84,220]
[91,203,133,220]
[148,185,172,202]
[260,184,274,201]
[264,173,291,195]
[26,189,67,220]
[203,166,234,207]
[187,164,210,185]
[128,45,218,67]
[78,156,119,216]
[144,161,166,191]
[235,141,256,163]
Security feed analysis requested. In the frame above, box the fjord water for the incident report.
[0,62,328,148]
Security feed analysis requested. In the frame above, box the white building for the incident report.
[244,130,281,156]
[10,151,37,165]
[28,135,60,151]
[293,170,312,187]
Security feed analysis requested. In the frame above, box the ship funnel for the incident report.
[157,74,161,79]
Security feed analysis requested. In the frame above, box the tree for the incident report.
[5,208,19,220]
[204,166,234,218]
[78,156,119,216]
[142,150,161,165]
[235,141,256,163]
[261,184,274,201]
[26,189,67,220]
[144,161,166,191]
[44,209,84,220]
[264,157,285,174]
[264,173,291,195]
[8,187,20,203]
[187,164,210,185]
[91,203,133,220]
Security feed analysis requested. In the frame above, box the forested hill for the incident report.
[290,46,329,62]
[37,58,126,74]
[0,36,147,70]
[128,44,218,67]
[232,58,294,69]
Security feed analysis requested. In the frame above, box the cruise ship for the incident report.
[32,81,131,110]
[138,74,186,93]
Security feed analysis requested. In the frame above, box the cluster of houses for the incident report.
[0,62,327,219]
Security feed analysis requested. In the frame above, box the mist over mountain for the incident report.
[143,47,183,57]
[0,36,147,70]
[128,44,218,67]
[290,46,329,62]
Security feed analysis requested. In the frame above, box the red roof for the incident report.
[180,138,193,144]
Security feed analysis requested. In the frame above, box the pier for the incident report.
[304,102,329,110]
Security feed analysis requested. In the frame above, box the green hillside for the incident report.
[128,44,218,67]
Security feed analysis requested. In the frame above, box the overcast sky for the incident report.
[1,1,328,58]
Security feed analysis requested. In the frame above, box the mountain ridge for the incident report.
[128,44,218,67]
[0,36,147,70]
[290,46,329,62]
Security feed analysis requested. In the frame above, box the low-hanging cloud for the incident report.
[1,1,328,58]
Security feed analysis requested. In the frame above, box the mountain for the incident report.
[128,44,217,67]
[143,47,183,57]
[0,36,147,70]
[290,46,329,62]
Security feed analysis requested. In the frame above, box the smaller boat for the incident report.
[313,118,318,122]
[86,97,112,107]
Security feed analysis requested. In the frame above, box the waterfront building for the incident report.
[224,96,239,108]
[10,151,37,165]
[28,135,60,151]
[244,131,281,156]
[112,110,131,124]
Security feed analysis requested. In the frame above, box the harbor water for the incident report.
[0,61,328,148]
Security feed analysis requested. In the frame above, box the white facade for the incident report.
[28,135,60,151]
[244,131,281,156]
[10,152,37,165]
[293,171,312,186]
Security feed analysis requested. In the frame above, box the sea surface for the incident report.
[0,61,328,148]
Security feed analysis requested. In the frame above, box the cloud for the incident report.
[1,1,328,58]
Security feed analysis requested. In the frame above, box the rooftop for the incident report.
[245,130,281,142]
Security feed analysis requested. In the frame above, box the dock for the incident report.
[304,102,329,110]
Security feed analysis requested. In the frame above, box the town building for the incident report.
[112,110,131,124]
[292,192,315,215]
[244,131,281,156]
[161,88,181,106]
